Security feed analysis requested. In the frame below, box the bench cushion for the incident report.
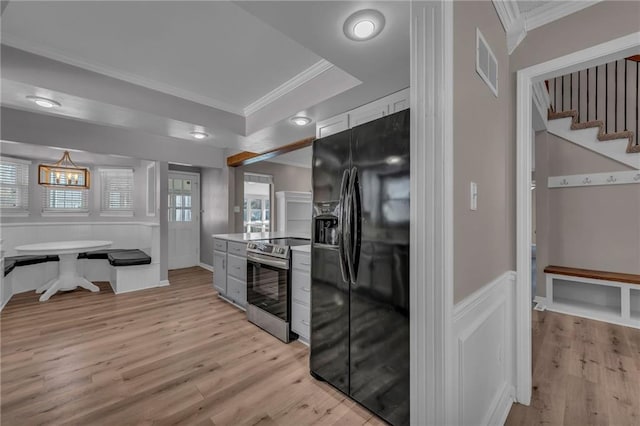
[78,249,128,260]
[5,255,54,267]
[4,260,16,277]
[108,249,151,267]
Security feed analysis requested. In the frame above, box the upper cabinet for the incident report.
[315,88,409,139]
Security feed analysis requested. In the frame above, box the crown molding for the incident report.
[492,1,527,54]
[243,59,333,117]
[523,1,603,32]
[2,35,246,116]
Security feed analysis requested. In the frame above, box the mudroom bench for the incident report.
[542,265,640,329]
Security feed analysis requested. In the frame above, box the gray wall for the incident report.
[453,1,514,302]
[230,162,312,233]
[200,167,228,265]
[535,131,639,296]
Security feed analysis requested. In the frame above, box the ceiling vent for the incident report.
[476,28,498,97]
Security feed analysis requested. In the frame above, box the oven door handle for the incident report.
[247,253,289,270]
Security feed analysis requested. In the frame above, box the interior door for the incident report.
[168,172,200,269]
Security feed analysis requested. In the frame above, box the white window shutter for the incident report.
[0,157,30,212]
[100,168,134,214]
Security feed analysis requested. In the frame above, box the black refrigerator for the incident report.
[310,109,410,426]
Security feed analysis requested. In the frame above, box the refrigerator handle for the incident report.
[337,169,350,283]
[345,167,359,285]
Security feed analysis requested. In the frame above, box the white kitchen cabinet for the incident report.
[316,113,349,139]
[212,238,247,310]
[349,98,389,128]
[316,88,409,136]
[276,191,312,234]
[213,249,227,294]
[291,250,311,343]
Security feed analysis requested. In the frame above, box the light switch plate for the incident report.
[470,182,478,211]
[233,206,240,213]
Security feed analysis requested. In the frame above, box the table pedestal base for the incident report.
[38,253,100,302]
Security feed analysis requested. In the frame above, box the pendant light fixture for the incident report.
[38,151,91,189]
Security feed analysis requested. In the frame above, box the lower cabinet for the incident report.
[212,239,247,310]
[291,251,311,342]
[213,249,226,294]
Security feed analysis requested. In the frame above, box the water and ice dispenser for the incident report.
[313,202,340,246]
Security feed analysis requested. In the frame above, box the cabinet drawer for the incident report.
[227,241,247,257]
[227,253,246,281]
[292,269,311,306]
[292,252,311,272]
[213,239,227,252]
[227,275,246,307]
[291,300,310,339]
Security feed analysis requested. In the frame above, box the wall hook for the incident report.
[634,174,640,182]
[582,177,592,184]
[560,179,569,186]
[606,176,617,183]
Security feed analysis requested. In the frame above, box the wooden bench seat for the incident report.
[544,265,640,286]
[543,265,640,329]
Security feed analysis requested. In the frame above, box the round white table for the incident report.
[15,240,113,302]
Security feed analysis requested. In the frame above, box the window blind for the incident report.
[43,185,89,212]
[244,173,273,184]
[0,157,30,212]
[100,168,134,213]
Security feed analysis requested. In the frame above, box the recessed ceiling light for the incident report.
[190,131,208,140]
[26,96,61,108]
[291,116,312,126]
[385,155,404,165]
[344,9,385,41]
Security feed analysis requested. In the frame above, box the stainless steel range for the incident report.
[246,238,310,342]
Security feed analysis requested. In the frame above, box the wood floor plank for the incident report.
[506,310,640,426]
[1,267,380,425]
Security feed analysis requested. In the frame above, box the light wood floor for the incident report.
[1,267,384,425]
[506,309,640,426]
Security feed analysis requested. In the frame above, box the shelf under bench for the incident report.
[542,265,640,328]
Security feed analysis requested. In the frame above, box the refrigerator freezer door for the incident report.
[349,110,410,425]
[310,129,351,394]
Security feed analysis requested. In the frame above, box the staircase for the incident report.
[546,57,640,169]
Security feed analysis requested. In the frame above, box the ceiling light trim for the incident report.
[243,59,334,117]
[2,35,246,116]
[522,1,603,32]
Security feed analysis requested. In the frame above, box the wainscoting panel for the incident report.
[453,271,517,426]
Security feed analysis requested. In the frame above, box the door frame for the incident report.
[168,170,200,269]
[515,32,640,405]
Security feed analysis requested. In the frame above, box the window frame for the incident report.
[41,166,91,216]
[0,156,31,217]
[99,168,135,217]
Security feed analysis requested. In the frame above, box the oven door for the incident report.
[246,253,290,321]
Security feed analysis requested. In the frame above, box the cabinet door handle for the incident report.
[302,320,310,326]
[302,287,310,292]
[222,259,225,269]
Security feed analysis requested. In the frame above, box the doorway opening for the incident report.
[168,171,200,269]
[243,173,272,233]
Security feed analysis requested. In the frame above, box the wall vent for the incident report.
[476,28,498,97]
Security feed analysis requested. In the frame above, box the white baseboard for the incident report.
[198,263,214,272]
[487,383,516,426]
[158,279,170,287]
[453,271,517,426]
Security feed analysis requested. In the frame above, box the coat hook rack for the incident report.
[548,170,640,188]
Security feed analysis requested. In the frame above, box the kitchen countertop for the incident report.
[290,245,311,253]
[212,232,310,243]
